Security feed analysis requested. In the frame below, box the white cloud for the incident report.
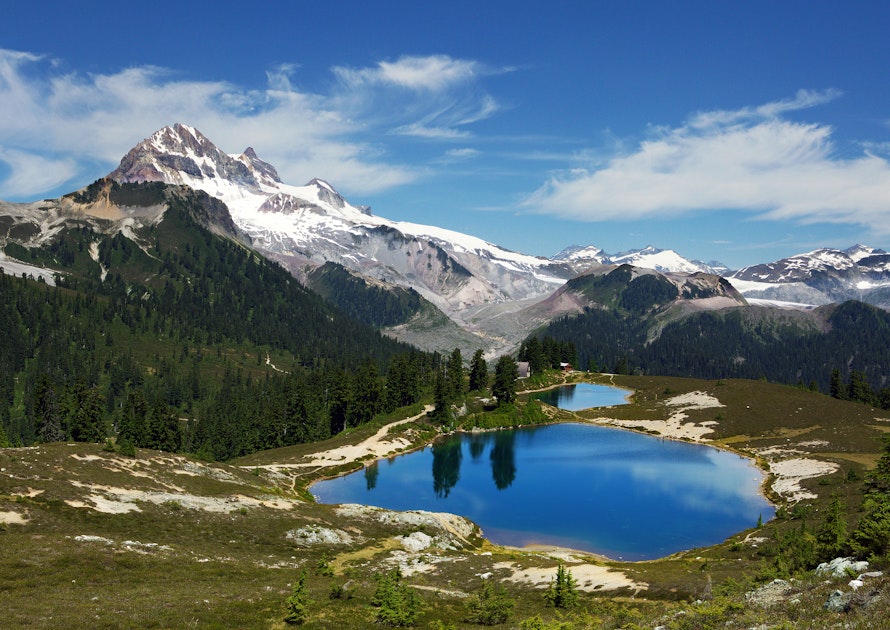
[523,91,890,236]
[0,50,499,199]
[333,55,503,139]
[441,148,480,161]
[0,148,78,198]
[333,55,481,92]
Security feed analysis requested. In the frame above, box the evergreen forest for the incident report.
[0,190,441,457]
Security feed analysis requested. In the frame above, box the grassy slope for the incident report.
[2,375,890,628]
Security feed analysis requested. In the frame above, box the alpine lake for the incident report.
[312,383,774,560]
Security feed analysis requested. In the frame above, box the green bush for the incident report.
[463,579,515,625]
[371,568,423,627]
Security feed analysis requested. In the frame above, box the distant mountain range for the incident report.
[728,245,890,307]
[2,122,889,356]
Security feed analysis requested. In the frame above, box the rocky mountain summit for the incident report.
[729,245,890,308]
[108,124,573,324]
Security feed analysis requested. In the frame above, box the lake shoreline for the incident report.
[310,388,774,563]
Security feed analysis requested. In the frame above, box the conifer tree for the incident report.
[492,356,518,406]
[0,421,10,448]
[432,367,450,424]
[371,568,422,626]
[464,579,515,625]
[35,377,64,443]
[446,348,464,401]
[544,563,579,609]
[284,570,311,625]
[816,494,848,560]
[468,349,488,392]
[64,380,105,443]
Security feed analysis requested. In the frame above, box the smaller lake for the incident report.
[530,383,631,410]
[313,422,774,560]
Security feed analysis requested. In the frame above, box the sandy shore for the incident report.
[494,559,647,593]
[587,390,724,442]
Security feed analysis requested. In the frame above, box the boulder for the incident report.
[824,589,850,612]
[815,557,869,578]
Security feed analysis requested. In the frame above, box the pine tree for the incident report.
[468,349,488,392]
[520,337,546,374]
[491,356,518,406]
[544,563,579,609]
[0,421,10,448]
[850,436,890,558]
[849,370,873,404]
[64,380,106,443]
[463,579,515,625]
[829,368,845,399]
[119,389,149,447]
[371,568,423,626]
[816,494,848,560]
[146,399,181,452]
[446,348,464,401]
[284,570,311,625]
[347,358,382,428]
[35,377,64,443]
[432,367,450,424]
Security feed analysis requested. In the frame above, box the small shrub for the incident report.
[371,568,423,627]
[329,580,350,600]
[463,579,515,625]
[315,553,334,577]
[116,437,136,457]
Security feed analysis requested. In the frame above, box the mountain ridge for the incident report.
[4,122,890,357]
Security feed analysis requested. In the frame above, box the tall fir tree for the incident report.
[492,356,518,406]
[446,348,464,401]
[468,349,488,392]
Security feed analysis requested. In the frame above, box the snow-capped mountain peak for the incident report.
[554,244,723,276]
[728,245,890,308]
[607,246,719,274]
[108,124,570,323]
[235,147,281,184]
[845,244,886,263]
[111,123,280,193]
[553,244,606,264]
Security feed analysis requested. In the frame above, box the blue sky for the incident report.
[2,1,890,269]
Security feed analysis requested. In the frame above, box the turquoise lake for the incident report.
[313,385,774,560]
[529,382,631,410]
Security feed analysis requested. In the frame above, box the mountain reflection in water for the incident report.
[313,422,774,560]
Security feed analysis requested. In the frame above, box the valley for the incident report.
[3,374,889,627]
[2,124,890,628]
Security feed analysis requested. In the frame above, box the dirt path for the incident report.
[252,404,434,471]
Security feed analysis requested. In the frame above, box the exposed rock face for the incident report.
[110,123,277,191]
[107,124,572,336]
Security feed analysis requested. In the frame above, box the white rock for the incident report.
[398,531,433,552]
[815,557,869,578]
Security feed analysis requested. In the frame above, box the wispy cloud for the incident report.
[0,50,499,199]
[523,90,890,236]
[0,148,78,198]
[333,55,481,92]
[333,55,505,139]
[439,148,481,163]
